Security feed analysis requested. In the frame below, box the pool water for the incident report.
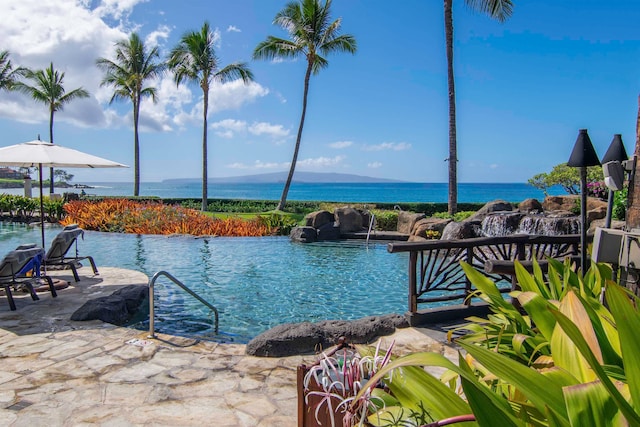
[0,223,409,343]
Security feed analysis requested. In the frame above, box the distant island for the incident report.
[163,172,405,184]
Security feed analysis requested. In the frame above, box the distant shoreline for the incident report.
[1,182,560,204]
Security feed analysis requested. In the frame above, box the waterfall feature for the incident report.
[481,212,581,237]
[481,213,525,237]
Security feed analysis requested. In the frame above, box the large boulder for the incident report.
[543,195,579,212]
[411,217,452,238]
[334,207,364,233]
[588,218,626,234]
[543,195,608,212]
[246,314,409,357]
[518,198,543,214]
[71,285,148,325]
[397,211,426,234]
[305,210,334,228]
[440,221,482,240]
[317,222,341,241]
[290,226,318,243]
[587,205,607,224]
[467,200,514,222]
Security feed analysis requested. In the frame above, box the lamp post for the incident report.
[601,134,628,228]
[567,129,601,273]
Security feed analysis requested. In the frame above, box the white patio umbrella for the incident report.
[0,139,128,248]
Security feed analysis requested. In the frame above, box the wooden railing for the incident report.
[387,234,585,313]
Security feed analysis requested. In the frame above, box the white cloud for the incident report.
[227,160,287,169]
[212,119,248,132]
[93,0,146,20]
[145,24,171,48]
[362,142,412,151]
[209,119,289,140]
[209,80,269,114]
[0,0,129,127]
[227,25,241,33]
[227,156,346,171]
[210,119,248,137]
[329,141,353,149]
[490,163,499,169]
[297,155,346,168]
[368,162,382,168]
[248,122,290,138]
[0,1,267,134]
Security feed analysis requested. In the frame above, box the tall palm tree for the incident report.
[254,0,356,211]
[168,22,254,212]
[96,33,165,196]
[444,0,513,214]
[0,50,26,92]
[15,63,89,194]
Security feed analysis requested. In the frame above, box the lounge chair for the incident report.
[0,244,57,311]
[44,224,99,282]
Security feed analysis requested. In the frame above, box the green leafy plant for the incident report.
[432,210,475,222]
[613,187,627,221]
[43,197,65,221]
[528,163,604,195]
[342,260,639,426]
[13,196,38,219]
[256,212,299,235]
[370,210,398,231]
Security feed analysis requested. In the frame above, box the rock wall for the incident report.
[290,196,615,243]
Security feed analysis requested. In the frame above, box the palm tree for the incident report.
[96,33,165,196]
[0,50,26,92]
[168,22,254,212]
[254,0,356,211]
[444,0,513,214]
[15,63,89,194]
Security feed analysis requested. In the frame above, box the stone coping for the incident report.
[0,267,456,425]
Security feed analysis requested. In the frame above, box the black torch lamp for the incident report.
[567,129,601,273]
[601,134,628,228]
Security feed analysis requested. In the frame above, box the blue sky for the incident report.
[0,0,638,184]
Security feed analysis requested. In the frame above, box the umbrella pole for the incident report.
[39,163,45,249]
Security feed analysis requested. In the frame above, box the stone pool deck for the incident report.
[0,266,458,426]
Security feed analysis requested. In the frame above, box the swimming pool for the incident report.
[0,223,410,343]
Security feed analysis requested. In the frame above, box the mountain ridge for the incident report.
[163,171,404,184]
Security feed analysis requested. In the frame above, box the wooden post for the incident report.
[409,252,418,313]
[626,95,640,228]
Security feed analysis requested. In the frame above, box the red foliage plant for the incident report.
[61,199,270,237]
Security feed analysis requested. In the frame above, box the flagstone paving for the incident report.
[0,267,457,426]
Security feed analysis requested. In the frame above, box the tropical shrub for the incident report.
[0,194,19,217]
[587,181,608,200]
[337,260,640,426]
[61,199,271,236]
[432,210,475,222]
[43,197,65,221]
[528,163,603,195]
[370,209,398,231]
[13,196,38,219]
[613,187,627,221]
[256,212,299,235]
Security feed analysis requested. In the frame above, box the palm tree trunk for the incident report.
[445,0,458,215]
[625,94,640,228]
[202,87,209,212]
[133,97,140,197]
[49,108,55,195]
[277,62,313,211]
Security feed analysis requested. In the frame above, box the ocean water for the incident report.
[15,181,566,203]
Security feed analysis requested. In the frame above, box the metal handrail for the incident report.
[147,270,219,339]
[366,213,376,246]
